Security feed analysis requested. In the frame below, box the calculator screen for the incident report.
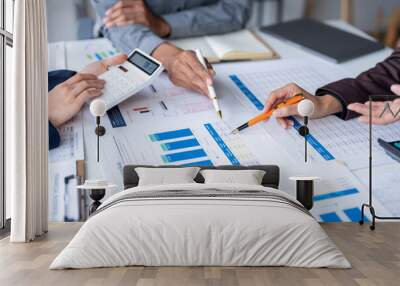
[389,140,400,151]
[128,51,160,75]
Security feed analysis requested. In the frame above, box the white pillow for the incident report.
[135,167,200,186]
[200,169,266,185]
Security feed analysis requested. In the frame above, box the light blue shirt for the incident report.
[91,0,252,54]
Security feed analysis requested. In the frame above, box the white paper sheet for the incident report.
[65,38,118,71]
[218,58,400,170]
[354,163,400,216]
[48,160,79,221]
[48,41,66,71]
[48,114,84,221]
[49,113,84,163]
[292,161,390,222]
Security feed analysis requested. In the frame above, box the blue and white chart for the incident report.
[97,86,259,191]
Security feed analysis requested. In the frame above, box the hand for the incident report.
[264,83,343,128]
[48,54,127,128]
[49,74,105,128]
[104,0,171,37]
[80,54,127,76]
[347,85,400,125]
[152,43,215,97]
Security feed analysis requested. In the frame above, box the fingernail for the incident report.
[206,78,212,85]
[391,84,400,94]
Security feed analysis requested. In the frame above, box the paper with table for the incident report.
[49,38,400,221]
[48,114,84,221]
[355,163,400,216]
[222,59,400,170]
[48,38,119,72]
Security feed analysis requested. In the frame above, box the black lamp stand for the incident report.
[94,116,106,162]
[298,116,309,163]
[359,95,400,230]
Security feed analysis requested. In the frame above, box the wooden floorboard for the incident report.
[0,222,399,286]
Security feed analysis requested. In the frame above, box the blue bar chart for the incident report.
[149,128,213,166]
[320,207,369,222]
[150,129,193,141]
[313,188,359,201]
[161,138,200,151]
[86,50,116,61]
[148,123,258,167]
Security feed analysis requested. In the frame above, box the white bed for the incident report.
[50,183,350,269]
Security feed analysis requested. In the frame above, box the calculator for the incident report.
[378,138,400,163]
[99,49,164,110]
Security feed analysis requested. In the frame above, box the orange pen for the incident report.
[231,94,304,134]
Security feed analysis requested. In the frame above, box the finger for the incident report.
[105,0,133,17]
[71,80,105,97]
[276,117,294,129]
[264,85,297,112]
[105,7,135,24]
[189,71,209,96]
[173,63,208,96]
[101,54,128,68]
[65,73,98,85]
[105,14,133,28]
[112,19,136,28]
[187,53,213,85]
[74,89,103,109]
[273,104,299,118]
[391,84,400,95]
[184,60,210,96]
[347,103,370,116]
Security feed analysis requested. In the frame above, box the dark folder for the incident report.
[261,19,385,63]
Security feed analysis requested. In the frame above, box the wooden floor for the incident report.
[0,223,399,286]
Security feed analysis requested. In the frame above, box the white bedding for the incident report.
[50,183,350,269]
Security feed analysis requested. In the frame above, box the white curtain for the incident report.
[9,0,49,242]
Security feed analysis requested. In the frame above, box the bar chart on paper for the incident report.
[66,39,119,71]
[149,128,213,166]
[148,122,259,167]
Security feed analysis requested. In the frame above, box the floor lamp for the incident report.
[360,95,400,230]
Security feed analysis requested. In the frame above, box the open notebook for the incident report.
[171,30,277,63]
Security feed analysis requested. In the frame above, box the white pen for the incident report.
[194,49,222,119]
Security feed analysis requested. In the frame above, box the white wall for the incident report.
[46,0,88,42]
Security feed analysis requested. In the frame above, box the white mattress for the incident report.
[50,183,350,269]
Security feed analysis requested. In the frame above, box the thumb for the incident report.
[391,84,400,95]
[102,54,128,67]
